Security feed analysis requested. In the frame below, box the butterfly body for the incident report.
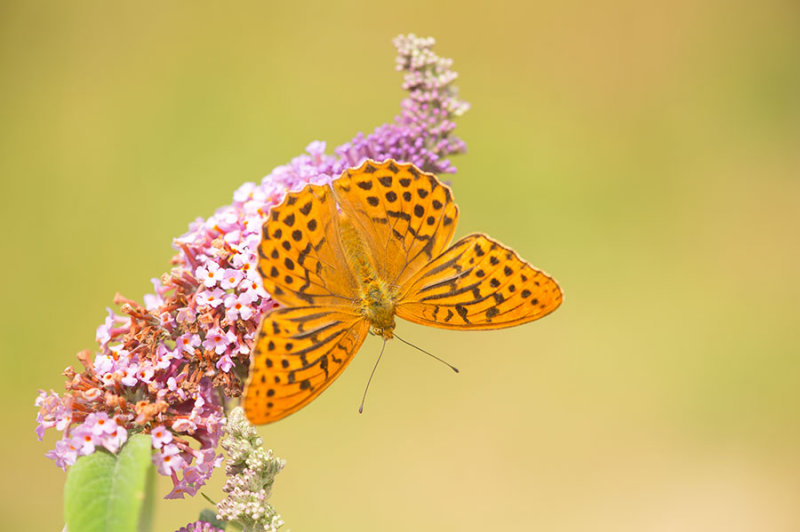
[243,159,563,424]
[338,214,398,338]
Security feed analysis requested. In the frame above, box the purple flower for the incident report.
[151,425,173,449]
[216,354,234,373]
[202,326,233,354]
[224,291,257,322]
[154,444,184,476]
[196,287,226,308]
[196,263,222,288]
[219,268,243,290]
[36,33,468,499]
[45,438,79,471]
[177,332,201,355]
[35,390,72,440]
[175,521,225,532]
[334,34,469,175]
[105,424,128,454]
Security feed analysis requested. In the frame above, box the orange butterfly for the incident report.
[243,159,562,424]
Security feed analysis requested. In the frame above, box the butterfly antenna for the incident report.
[394,333,459,373]
[359,338,388,414]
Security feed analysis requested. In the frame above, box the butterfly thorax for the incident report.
[338,215,397,339]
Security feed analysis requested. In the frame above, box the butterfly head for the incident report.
[368,324,393,340]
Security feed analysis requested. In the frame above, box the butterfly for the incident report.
[243,159,563,424]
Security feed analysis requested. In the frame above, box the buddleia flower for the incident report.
[36,33,469,498]
[215,407,285,531]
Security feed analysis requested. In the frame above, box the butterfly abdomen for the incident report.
[338,214,397,338]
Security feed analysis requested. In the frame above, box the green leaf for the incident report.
[137,462,156,532]
[64,434,154,532]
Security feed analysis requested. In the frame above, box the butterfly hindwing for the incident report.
[244,306,370,424]
[258,182,359,308]
[333,159,459,289]
[397,233,563,330]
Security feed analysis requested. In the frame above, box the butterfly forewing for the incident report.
[244,306,370,424]
[258,182,359,308]
[397,234,563,330]
[333,160,459,289]
[247,182,370,424]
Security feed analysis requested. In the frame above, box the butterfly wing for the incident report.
[258,182,359,307]
[332,159,459,289]
[246,182,368,424]
[244,306,370,424]
[396,233,563,329]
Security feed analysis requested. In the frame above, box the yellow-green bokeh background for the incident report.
[3,1,799,530]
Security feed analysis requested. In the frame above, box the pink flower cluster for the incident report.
[175,521,224,532]
[36,33,469,499]
[38,410,127,470]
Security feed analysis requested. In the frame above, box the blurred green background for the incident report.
[3,1,799,530]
